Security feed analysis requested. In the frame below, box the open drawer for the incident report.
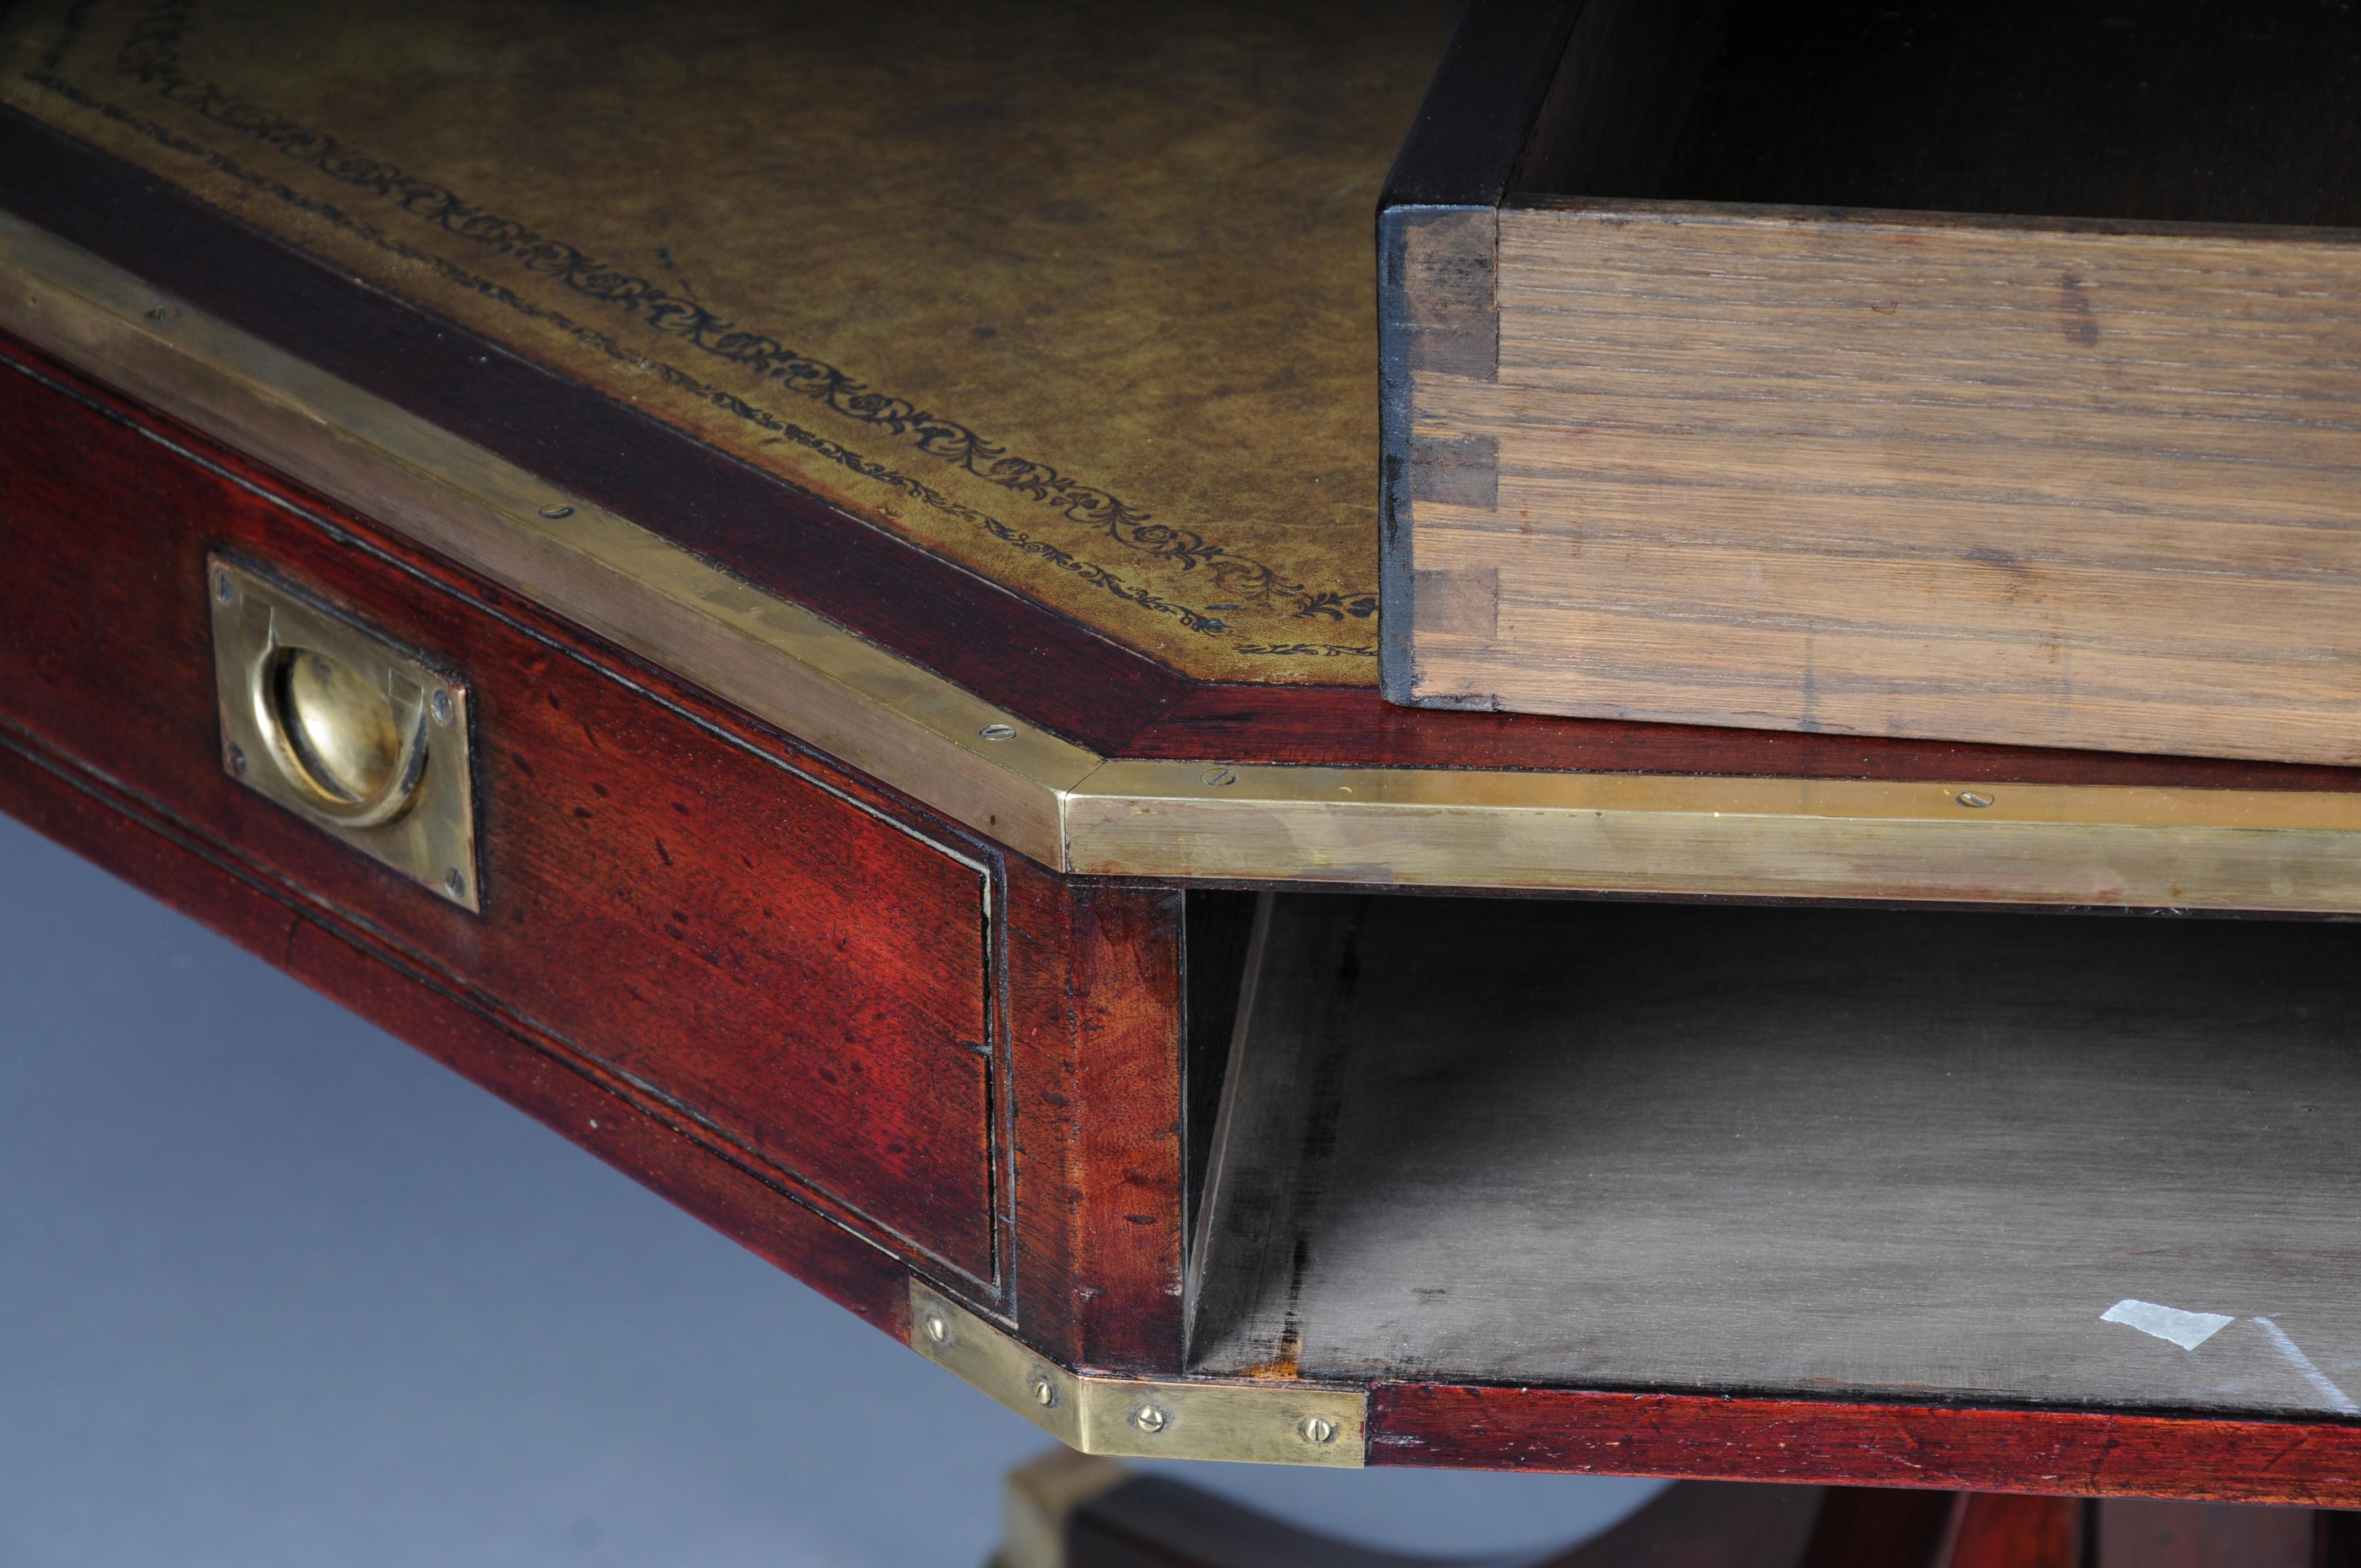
[1381,0,2361,767]
[1189,892,2361,1420]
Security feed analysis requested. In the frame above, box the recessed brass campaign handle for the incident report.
[209,556,481,911]
[252,639,429,828]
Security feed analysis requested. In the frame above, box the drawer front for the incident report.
[1,340,998,1284]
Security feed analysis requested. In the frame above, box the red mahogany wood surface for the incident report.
[1368,1386,2361,1507]
[1,330,1002,1288]
[1004,871,1189,1372]
[0,718,916,1337]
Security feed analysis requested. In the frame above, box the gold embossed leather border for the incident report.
[3,0,1444,678]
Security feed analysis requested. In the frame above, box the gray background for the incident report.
[0,814,1663,1566]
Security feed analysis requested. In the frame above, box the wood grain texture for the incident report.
[1946,1497,2082,1568]
[1194,894,2361,1415]
[0,336,1005,1288]
[1005,867,1190,1373]
[0,704,917,1341]
[1367,1386,2361,1506]
[1401,201,2361,765]
[1123,683,2361,792]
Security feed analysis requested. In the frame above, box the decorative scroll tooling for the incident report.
[93,1,1378,650]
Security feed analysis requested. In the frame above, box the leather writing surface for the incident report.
[0,0,1458,680]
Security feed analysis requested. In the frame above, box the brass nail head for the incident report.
[538,503,575,519]
[227,742,247,777]
[1131,1403,1169,1434]
[923,1313,949,1344]
[1300,1415,1337,1445]
[431,689,455,727]
[1957,791,1995,809]
[1030,1374,1057,1408]
[444,867,467,900]
[978,724,1017,741]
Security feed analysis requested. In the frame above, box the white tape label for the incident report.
[2100,1298,2234,1350]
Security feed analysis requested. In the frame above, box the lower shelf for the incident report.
[1190,892,2361,1420]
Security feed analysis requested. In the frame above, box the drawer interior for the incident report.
[1517,0,2361,227]
[1188,892,2361,1417]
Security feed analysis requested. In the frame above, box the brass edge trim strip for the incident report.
[908,1283,1366,1466]
[0,213,1091,869]
[1063,761,2361,912]
[10,210,2361,909]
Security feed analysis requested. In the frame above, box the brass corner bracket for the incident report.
[907,1283,1366,1467]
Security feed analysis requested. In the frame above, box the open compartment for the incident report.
[1188,892,2361,1418]
[1515,0,2361,225]
[1382,0,2361,767]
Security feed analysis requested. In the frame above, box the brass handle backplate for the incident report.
[208,555,481,911]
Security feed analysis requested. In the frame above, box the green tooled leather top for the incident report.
[4,0,1460,682]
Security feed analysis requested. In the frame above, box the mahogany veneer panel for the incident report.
[0,718,918,1337]
[1368,1387,2361,1507]
[1384,0,2361,767]
[0,336,1003,1287]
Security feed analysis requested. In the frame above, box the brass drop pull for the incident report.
[209,556,480,910]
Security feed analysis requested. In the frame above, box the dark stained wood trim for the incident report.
[1128,684,2361,792]
[1368,1385,2361,1507]
[1380,0,1585,209]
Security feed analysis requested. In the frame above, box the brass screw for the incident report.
[443,867,467,901]
[923,1312,949,1344]
[431,689,455,727]
[978,724,1017,741]
[1956,791,1995,809]
[1030,1375,1057,1408]
[1299,1415,1338,1445]
[538,503,575,520]
[1202,767,1237,787]
[226,743,247,777]
[1130,1404,1168,1435]
[214,571,235,605]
